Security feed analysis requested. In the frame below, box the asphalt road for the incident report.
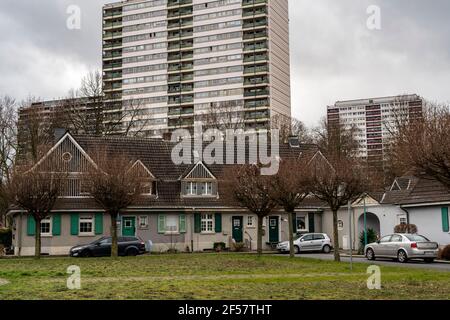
[292,253,450,272]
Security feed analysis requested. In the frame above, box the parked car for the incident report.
[364,234,439,263]
[69,236,146,257]
[276,233,332,254]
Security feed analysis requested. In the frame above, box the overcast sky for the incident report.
[0,0,449,126]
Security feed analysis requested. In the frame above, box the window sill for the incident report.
[246,226,256,229]
[200,231,215,235]
[78,233,96,237]
[164,232,180,235]
[41,234,53,238]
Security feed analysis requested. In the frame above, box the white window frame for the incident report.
[247,215,255,228]
[139,216,149,229]
[165,214,179,234]
[296,215,308,232]
[187,182,197,195]
[201,213,214,233]
[40,217,52,237]
[201,182,213,196]
[79,216,95,236]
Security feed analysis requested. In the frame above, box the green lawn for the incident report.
[0,253,448,300]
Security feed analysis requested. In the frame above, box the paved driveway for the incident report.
[291,253,450,272]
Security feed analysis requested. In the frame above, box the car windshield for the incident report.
[405,234,430,242]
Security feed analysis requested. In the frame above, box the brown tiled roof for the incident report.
[39,134,322,211]
[382,175,450,205]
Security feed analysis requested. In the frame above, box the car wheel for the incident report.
[126,248,138,256]
[424,258,434,264]
[294,245,300,254]
[322,245,331,254]
[397,250,408,263]
[81,250,92,258]
[366,248,375,261]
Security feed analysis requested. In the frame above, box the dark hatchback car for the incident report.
[69,236,146,257]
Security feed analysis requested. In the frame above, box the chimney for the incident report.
[288,136,300,148]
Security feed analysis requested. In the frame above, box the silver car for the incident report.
[364,233,439,263]
[277,233,332,254]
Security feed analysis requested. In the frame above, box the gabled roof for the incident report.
[382,175,450,206]
[20,133,322,211]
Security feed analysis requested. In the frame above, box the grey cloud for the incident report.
[0,0,449,126]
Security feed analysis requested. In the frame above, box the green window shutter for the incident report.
[52,214,61,236]
[95,213,103,235]
[179,214,186,233]
[215,213,222,233]
[158,215,166,234]
[27,215,36,236]
[194,213,201,233]
[70,213,79,236]
[442,207,449,232]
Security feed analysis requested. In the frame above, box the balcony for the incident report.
[243,19,268,29]
[168,73,194,83]
[244,64,269,74]
[168,0,193,7]
[168,52,194,61]
[244,41,268,51]
[168,63,194,72]
[103,62,122,70]
[244,88,269,97]
[167,8,193,18]
[168,84,194,93]
[167,18,193,30]
[244,76,268,86]
[168,95,194,105]
[243,30,268,40]
[168,30,194,39]
[243,8,267,17]
[242,0,267,7]
[244,54,268,63]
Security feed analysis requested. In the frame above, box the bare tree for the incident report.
[0,95,17,226]
[386,101,450,187]
[198,101,246,132]
[6,165,63,258]
[0,95,17,183]
[222,164,278,255]
[269,157,311,258]
[309,120,372,261]
[271,114,313,144]
[87,150,141,257]
[17,96,56,164]
[56,70,150,137]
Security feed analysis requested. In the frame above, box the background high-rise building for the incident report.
[327,94,423,167]
[102,0,291,136]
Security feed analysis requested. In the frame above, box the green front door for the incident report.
[122,217,136,236]
[269,216,279,243]
[232,216,243,243]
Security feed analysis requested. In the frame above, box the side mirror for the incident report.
[300,239,304,242]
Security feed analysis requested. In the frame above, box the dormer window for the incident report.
[181,162,217,197]
[140,180,157,196]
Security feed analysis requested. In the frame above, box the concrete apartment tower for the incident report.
[327,94,423,167]
[102,0,291,136]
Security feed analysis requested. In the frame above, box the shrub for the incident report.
[232,242,246,252]
[394,224,418,234]
[358,228,378,254]
[438,245,450,261]
[0,244,4,257]
[213,242,226,252]
[0,228,12,248]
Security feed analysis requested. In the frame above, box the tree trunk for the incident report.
[257,216,263,256]
[332,210,340,262]
[34,218,41,259]
[288,211,295,258]
[110,213,118,258]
